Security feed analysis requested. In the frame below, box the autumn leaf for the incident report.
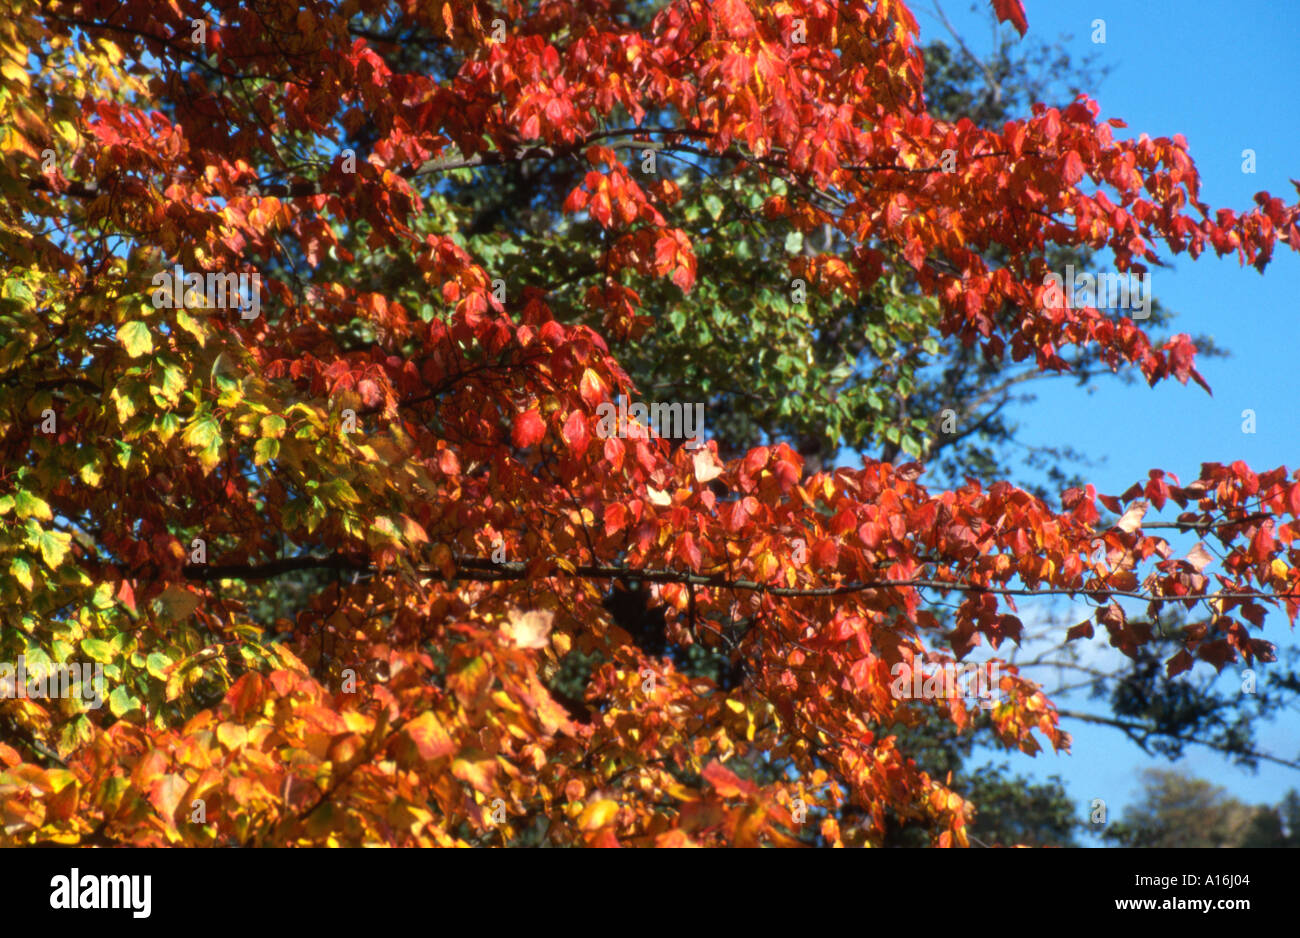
[1186,542,1214,572]
[1,0,1297,853]
[990,0,1028,35]
[1115,500,1149,533]
[117,320,153,358]
[505,608,553,650]
[404,711,455,761]
[577,799,620,831]
[692,447,724,483]
[511,409,546,449]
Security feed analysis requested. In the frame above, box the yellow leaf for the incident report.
[54,120,79,149]
[117,320,152,358]
[754,550,779,582]
[14,490,51,520]
[216,722,248,750]
[175,309,206,346]
[451,755,496,793]
[38,530,71,568]
[10,557,33,591]
[578,799,619,831]
[1,59,29,88]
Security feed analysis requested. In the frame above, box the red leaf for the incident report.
[812,538,839,569]
[117,579,137,613]
[678,532,702,570]
[561,410,590,456]
[727,497,751,532]
[990,0,1028,36]
[511,409,546,449]
[579,368,606,407]
[562,185,588,214]
[1061,151,1084,185]
[1251,523,1275,564]
[1166,649,1194,678]
[702,761,756,798]
[604,503,628,536]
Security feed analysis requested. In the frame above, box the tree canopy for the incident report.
[2,0,1298,847]
[1104,770,1300,848]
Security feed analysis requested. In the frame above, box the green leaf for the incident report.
[78,455,103,486]
[91,582,115,609]
[108,685,139,717]
[117,321,153,358]
[156,412,180,442]
[81,638,115,663]
[183,416,223,469]
[153,364,186,405]
[10,557,33,591]
[253,437,279,465]
[2,278,35,305]
[13,489,51,520]
[320,477,359,505]
[35,529,71,568]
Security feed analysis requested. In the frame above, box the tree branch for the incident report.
[180,553,1300,604]
[1056,708,1300,772]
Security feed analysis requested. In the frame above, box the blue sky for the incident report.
[909,0,1300,834]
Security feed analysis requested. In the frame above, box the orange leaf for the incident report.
[405,711,455,761]
[702,761,756,799]
[578,799,619,831]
